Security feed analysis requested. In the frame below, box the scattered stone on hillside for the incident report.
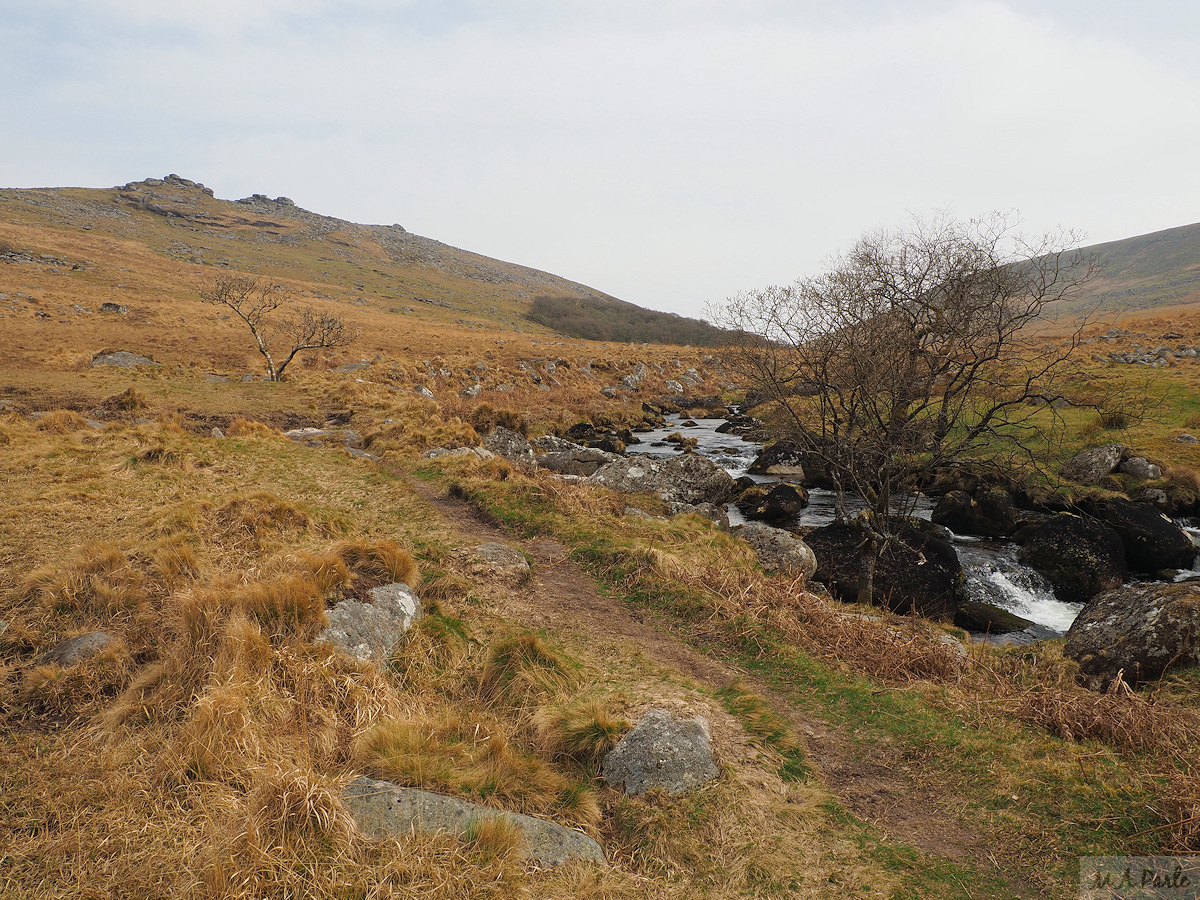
[43,631,113,666]
[603,709,720,796]
[334,361,370,373]
[470,542,530,581]
[1017,515,1127,604]
[621,363,648,391]
[1119,456,1162,481]
[735,523,817,579]
[345,447,381,462]
[415,385,436,400]
[589,454,736,505]
[667,501,730,530]
[953,600,1036,635]
[285,427,363,448]
[495,383,515,393]
[317,583,421,663]
[1065,582,1200,688]
[461,384,482,399]
[483,426,534,463]
[211,427,225,439]
[531,434,584,454]
[98,302,127,314]
[1059,445,1125,485]
[931,488,1019,538]
[735,483,808,524]
[1079,496,1197,572]
[90,350,159,369]
[536,447,618,476]
[1176,434,1199,444]
[806,520,962,620]
[664,380,684,394]
[1131,487,1170,511]
[342,776,605,866]
[624,507,665,521]
[423,446,495,461]
[600,386,619,399]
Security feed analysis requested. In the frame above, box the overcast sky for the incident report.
[4,1,1199,317]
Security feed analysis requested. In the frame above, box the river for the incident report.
[626,415,1117,638]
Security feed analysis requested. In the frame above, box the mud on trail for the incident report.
[404,474,1012,886]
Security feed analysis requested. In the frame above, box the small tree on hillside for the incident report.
[719,212,1104,605]
[198,275,358,381]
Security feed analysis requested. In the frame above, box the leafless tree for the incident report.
[197,275,358,381]
[718,212,1107,605]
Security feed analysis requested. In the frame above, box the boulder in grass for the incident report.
[1059,445,1124,485]
[343,777,605,866]
[483,426,535,463]
[317,583,420,663]
[736,523,817,579]
[1065,582,1200,687]
[43,631,113,666]
[90,350,160,369]
[602,710,719,796]
[589,454,736,506]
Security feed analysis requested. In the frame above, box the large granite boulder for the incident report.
[1079,496,1197,572]
[537,447,619,476]
[531,434,585,454]
[317,582,421,663]
[931,488,1018,538]
[1017,516,1127,604]
[1119,456,1162,481]
[735,483,808,524]
[483,426,535,463]
[589,454,736,505]
[343,776,604,866]
[805,520,962,620]
[1065,582,1200,687]
[1059,445,1124,485]
[91,350,160,369]
[747,440,806,479]
[735,523,817,580]
[953,600,1036,635]
[602,710,720,796]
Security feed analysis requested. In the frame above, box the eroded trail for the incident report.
[404,474,1006,879]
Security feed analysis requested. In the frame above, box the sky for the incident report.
[3,0,1200,318]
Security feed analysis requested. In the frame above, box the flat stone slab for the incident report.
[343,776,605,867]
[603,709,719,796]
[90,350,159,368]
[285,427,363,447]
[43,631,112,666]
[317,583,420,663]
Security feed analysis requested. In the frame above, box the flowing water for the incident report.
[628,416,1087,636]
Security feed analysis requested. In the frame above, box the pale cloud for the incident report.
[2,1,1198,315]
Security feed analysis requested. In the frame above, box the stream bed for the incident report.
[627,415,1113,637]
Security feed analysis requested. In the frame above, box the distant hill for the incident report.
[0,173,630,336]
[525,295,730,346]
[1057,221,1200,316]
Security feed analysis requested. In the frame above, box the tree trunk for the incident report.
[856,527,879,607]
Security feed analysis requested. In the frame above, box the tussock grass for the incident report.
[225,417,279,438]
[103,386,149,412]
[23,542,147,616]
[331,538,418,587]
[462,815,523,859]
[480,631,581,703]
[35,409,87,432]
[217,491,313,548]
[537,697,630,769]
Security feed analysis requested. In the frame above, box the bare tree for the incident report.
[719,212,1105,605]
[197,275,358,381]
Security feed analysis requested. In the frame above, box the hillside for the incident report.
[1057,220,1200,316]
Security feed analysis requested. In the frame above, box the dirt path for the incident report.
[405,474,1005,881]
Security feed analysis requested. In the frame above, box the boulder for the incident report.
[735,483,808,524]
[1065,582,1200,687]
[90,350,159,368]
[735,523,817,579]
[1017,516,1127,604]
[1080,496,1197,572]
[342,776,604,866]
[469,542,529,582]
[930,488,1019,538]
[602,709,720,796]
[460,384,482,399]
[805,520,962,620]
[531,434,584,453]
[1059,445,1124,485]
[747,440,806,479]
[1119,456,1162,481]
[42,631,113,666]
[536,447,618,476]
[668,501,730,531]
[589,454,736,505]
[953,601,1036,635]
[317,582,420,663]
[483,426,534,463]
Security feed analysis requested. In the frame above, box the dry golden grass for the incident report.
[479,631,581,704]
[537,698,631,769]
